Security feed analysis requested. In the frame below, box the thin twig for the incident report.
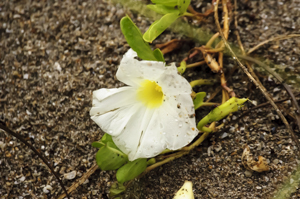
[237,54,300,133]
[214,0,300,153]
[247,34,300,54]
[0,121,70,199]
[186,60,206,68]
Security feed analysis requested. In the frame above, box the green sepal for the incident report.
[177,60,186,74]
[116,158,147,184]
[151,0,178,7]
[120,16,158,61]
[197,97,248,131]
[147,158,156,166]
[153,48,165,62]
[209,97,248,121]
[91,141,105,148]
[92,133,115,148]
[95,142,128,171]
[177,0,191,14]
[193,92,206,110]
[147,4,179,15]
[143,12,180,43]
[109,182,126,198]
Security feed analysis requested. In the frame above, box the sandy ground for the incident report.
[1,0,300,198]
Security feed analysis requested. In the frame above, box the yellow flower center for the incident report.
[137,80,164,108]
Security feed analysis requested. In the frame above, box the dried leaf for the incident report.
[242,145,269,172]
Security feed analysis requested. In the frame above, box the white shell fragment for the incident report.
[242,145,270,172]
[64,170,77,180]
[43,185,53,194]
[173,181,195,199]
[90,48,198,161]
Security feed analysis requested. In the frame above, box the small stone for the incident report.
[220,132,228,139]
[64,171,77,180]
[245,170,253,177]
[43,185,53,194]
[273,159,279,164]
[23,74,29,79]
[54,62,62,72]
[0,141,5,150]
[19,176,25,182]
[92,190,98,195]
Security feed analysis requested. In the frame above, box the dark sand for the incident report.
[1,0,300,198]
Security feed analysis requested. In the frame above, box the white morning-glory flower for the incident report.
[90,49,198,161]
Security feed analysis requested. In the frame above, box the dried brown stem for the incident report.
[247,34,300,54]
[214,0,300,153]
[237,54,300,134]
[218,0,235,99]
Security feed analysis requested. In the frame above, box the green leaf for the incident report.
[143,12,180,43]
[177,60,186,74]
[116,158,147,184]
[193,92,206,110]
[151,0,178,7]
[177,0,191,14]
[92,133,115,148]
[101,133,121,150]
[109,182,126,198]
[95,142,128,170]
[120,16,157,61]
[91,141,105,148]
[147,4,179,15]
[153,48,165,62]
[101,133,114,144]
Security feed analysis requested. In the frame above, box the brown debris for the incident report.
[242,145,270,172]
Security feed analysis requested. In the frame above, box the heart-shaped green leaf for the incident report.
[143,12,180,43]
[116,158,147,183]
[193,92,206,110]
[95,142,128,170]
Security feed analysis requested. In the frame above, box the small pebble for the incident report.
[273,159,279,164]
[64,171,77,180]
[43,185,53,194]
[245,170,253,177]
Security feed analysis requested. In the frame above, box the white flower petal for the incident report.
[131,109,167,160]
[174,181,194,199]
[117,49,166,87]
[157,63,192,95]
[112,105,151,160]
[159,94,198,150]
[90,86,137,116]
[90,104,140,137]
